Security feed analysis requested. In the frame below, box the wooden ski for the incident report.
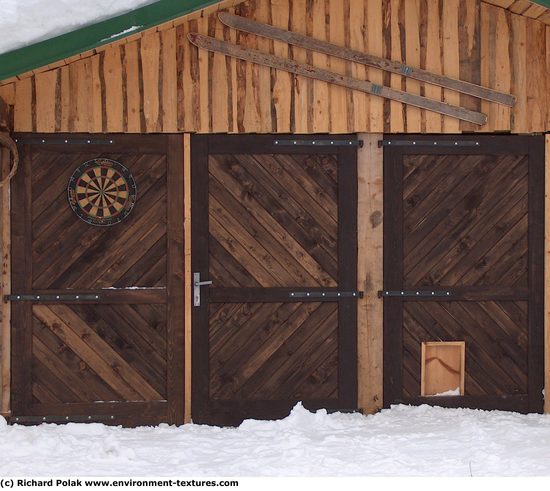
[188,33,488,125]
[219,12,516,107]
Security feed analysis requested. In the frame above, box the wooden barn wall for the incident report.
[2,0,549,134]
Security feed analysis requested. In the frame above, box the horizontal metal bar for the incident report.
[378,290,452,298]
[290,291,364,299]
[5,294,100,302]
[14,137,115,145]
[10,415,115,424]
[378,140,480,147]
[274,139,363,147]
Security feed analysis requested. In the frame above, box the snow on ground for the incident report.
[0,0,157,55]
[1,403,550,477]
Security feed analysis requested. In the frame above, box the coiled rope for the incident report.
[0,133,19,187]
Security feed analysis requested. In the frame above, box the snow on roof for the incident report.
[0,0,156,55]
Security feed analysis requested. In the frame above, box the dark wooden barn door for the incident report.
[383,135,544,413]
[192,135,358,426]
[11,134,184,426]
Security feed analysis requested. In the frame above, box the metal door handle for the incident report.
[193,272,212,307]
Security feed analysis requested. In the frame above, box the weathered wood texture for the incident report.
[10,135,185,426]
[6,0,550,133]
[546,134,550,414]
[384,135,544,414]
[357,134,383,415]
[0,136,11,415]
[184,133,192,424]
[484,0,550,24]
[192,135,358,426]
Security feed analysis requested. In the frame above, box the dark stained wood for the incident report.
[166,134,185,425]
[218,12,515,106]
[383,134,544,413]
[188,33,488,125]
[10,134,185,426]
[527,136,545,413]
[192,134,358,426]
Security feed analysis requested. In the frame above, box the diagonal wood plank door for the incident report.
[192,135,358,426]
[11,134,184,426]
[383,135,544,413]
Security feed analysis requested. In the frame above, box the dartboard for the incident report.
[67,158,137,226]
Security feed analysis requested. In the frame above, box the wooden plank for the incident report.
[311,0,329,133]
[255,0,274,133]
[459,0,481,133]
[366,0,384,132]
[405,0,421,133]
[389,0,404,133]
[328,0,349,133]
[197,17,211,132]
[493,8,512,130]
[102,46,123,132]
[357,134,383,414]
[34,70,57,132]
[123,41,142,133]
[522,3,548,19]
[442,0,461,132]
[161,29,178,132]
[511,14,528,133]
[420,341,465,396]
[349,0,368,132]
[167,134,185,425]
[140,32,162,132]
[90,56,103,132]
[217,11,516,107]
[210,15,230,133]
[188,33,488,125]
[14,77,34,132]
[509,0,534,14]
[290,0,309,133]
[525,18,547,132]
[545,134,550,414]
[424,0,442,132]
[184,134,192,423]
[0,135,11,415]
[270,0,292,132]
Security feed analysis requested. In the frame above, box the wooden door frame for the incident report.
[190,134,359,424]
[382,134,545,413]
[10,133,185,426]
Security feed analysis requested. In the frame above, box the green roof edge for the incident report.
[0,0,221,82]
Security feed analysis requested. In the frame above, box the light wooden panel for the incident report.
[421,342,465,396]
[0,132,11,416]
[9,0,550,134]
[545,134,550,414]
[357,134,383,414]
[484,0,550,24]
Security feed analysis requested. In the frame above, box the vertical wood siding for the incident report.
[7,0,550,134]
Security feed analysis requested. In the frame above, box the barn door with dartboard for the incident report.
[10,134,184,426]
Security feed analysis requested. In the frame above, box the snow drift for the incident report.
[1,403,550,476]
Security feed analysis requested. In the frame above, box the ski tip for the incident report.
[187,32,199,45]
[218,11,232,24]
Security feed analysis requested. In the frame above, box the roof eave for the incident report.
[0,0,223,82]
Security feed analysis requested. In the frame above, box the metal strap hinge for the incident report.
[5,294,100,302]
[10,414,115,424]
[290,291,364,299]
[378,140,480,148]
[378,290,452,298]
[274,139,363,147]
